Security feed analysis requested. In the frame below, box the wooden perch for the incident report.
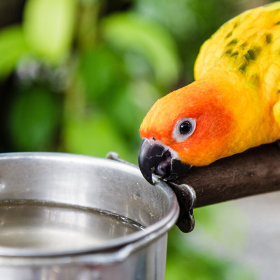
[175,142,280,208]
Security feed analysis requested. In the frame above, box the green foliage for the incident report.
[23,0,76,63]
[102,12,180,86]
[110,81,160,143]
[166,203,255,280]
[166,228,255,280]
[0,26,29,79]
[135,0,239,81]
[63,112,133,160]
[79,45,127,107]
[7,87,61,150]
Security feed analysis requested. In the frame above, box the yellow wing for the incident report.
[194,2,280,100]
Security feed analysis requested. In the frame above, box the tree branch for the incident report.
[175,142,280,207]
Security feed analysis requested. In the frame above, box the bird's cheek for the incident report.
[170,140,217,166]
[170,140,201,166]
[170,120,234,166]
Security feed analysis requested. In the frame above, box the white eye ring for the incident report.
[172,118,196,142]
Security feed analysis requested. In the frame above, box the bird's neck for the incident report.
[200,70,280,152]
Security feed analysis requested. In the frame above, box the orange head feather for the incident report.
[139,79,235,166]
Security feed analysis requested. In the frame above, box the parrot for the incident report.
[138,2,280,184]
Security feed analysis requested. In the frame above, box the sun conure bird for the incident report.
[138,2,280,184]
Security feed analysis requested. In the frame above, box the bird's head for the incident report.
[138,79,236,183]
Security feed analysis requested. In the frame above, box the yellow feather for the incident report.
[195,2,280,97]
[194,2,280,147]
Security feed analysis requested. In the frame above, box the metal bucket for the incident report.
[0,152,179,280]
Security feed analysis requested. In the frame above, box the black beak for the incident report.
[138,138,192,184]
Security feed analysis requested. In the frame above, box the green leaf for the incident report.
[110,81,160,141]
[79,45,127,106]
[23,0,76,63]
[8,87,61,150]
[102,13,180,86]
[0,26,29,78]
[63,112,134,161]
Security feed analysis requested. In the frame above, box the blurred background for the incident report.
[0,0,277,279]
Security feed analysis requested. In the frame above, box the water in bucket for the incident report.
[0,200,145,251]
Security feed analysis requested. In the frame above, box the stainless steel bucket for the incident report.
[0,152,179,280]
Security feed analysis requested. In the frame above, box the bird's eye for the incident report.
[179,121,192,135]
[172,118,196,142]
